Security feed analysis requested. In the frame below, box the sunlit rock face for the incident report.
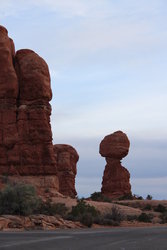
[0,25,78,198]
[100,131,131,199]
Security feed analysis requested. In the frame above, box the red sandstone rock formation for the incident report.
[53,144,79,198]
[99,131,131,199]
[0,26,19,175]
[0,25,78,198]
[15,49,56,175]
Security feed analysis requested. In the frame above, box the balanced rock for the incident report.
[100,131,131,199]
[54,144,79,198]
[100,131,130,159]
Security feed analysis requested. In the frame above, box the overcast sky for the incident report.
[1,0,167,199]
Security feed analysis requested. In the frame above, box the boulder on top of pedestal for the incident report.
[99,131,130,159]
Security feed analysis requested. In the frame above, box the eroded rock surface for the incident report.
[100,131,131,199]
[0,215,83,231]
[54,144,79,198]
[0,25,78,198]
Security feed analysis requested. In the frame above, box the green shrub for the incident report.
[0,183,69,217]
[80,212,93,227]
[94,206,123,226]
[67,199,99,227]
[105,206,124,223]
[143,204,152,211]
[154,204,166,213]
[67,201,124,227]
[39,200,68,216]
[70,199,99,218]
[160,212,167,224]
[90,192,102,201]
[137,213,153,222]
[133,194,143,200]
[0,183,41,216]
[127,215,138,221]
[90,192,112,202]
[118,194,133,200]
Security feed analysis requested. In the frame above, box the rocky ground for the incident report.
[1,198,167,231]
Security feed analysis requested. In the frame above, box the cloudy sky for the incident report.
[1,0,167,199]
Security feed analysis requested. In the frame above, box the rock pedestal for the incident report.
[99,131,131,199]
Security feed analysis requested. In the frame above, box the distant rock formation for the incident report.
[54,144,79,197]
[99,131,131,199]
[0,25,78,198]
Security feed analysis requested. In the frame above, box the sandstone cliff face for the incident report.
[0,25,78,198]
[15,49,56,175]
[100,131,131,199]
[54,144,79,198]
[0,26,18,172]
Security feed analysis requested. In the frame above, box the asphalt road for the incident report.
[0,227,167,250]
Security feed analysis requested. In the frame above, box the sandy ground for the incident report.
[52,196,167,227]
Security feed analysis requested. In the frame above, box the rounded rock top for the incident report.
[0,25,8,35]
[99,131,130,159]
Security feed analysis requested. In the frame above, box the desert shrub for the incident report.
[70,199,99,218]
[160,212,167,224]
[154,204,166,213]
[143,204,152,211]
[0,183,41,216]
[146,194,153,200]
[94,206,123,226]
[80,212,93,227]
[137,213,153,223]
[0,183,69,217]
[133,194,144,200]
[118,194,133,200]
[90,192,112,202]
[39,200,68,216]
[66,199,100,227]
[90,192,102,201]
[67,201,124,227]
[126,215,138,221]
[108,206,124,222]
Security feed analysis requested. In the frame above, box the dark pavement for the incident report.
[0,227,167,250]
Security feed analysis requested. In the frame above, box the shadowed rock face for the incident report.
[100,131,131,199]
[53,144,79,198]
[0,25,78,198]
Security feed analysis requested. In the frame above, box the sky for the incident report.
[1,0,167,199]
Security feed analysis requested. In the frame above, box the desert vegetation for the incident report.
[0,183,167,230]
